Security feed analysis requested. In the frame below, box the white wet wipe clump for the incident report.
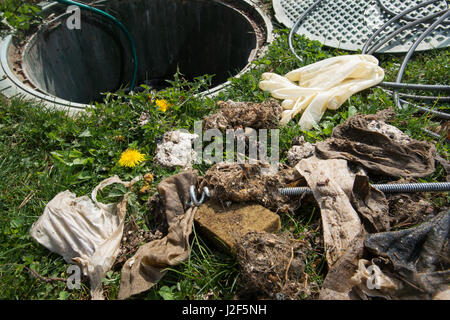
[155,130,198,168]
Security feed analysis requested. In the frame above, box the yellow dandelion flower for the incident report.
[118,149,145,168]
[139,183,150,194]
[143,173,154,182]
[155,99,171,112]
[113,135,126,142]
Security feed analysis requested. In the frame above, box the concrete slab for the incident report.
[194,201,281,254]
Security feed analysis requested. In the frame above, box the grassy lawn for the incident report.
[0,3,449,300]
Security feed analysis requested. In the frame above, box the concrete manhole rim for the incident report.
[0,0,274,113]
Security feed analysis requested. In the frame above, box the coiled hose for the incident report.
[360,1,450,116]
[361,0,446,53]
[288,0,324,63]
[379,90,450,120]
[364,10,444,55]
[287,0,450,135]
[375,0,448,22]
[55,0,138,92]
[389,10,450,111]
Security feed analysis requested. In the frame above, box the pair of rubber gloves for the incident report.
[259,54,385,130]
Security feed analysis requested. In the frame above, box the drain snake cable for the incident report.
[55,0,138,92]
[287,0,450,140]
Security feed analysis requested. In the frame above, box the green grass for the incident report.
[0,27,448,299]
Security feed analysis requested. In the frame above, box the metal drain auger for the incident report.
[280,182,450,196]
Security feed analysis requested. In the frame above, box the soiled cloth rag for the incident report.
[294,157,393,299]
[259,54,384,130]
[295,157,364,267]
[118,170,198,299]
[295,157,367,299]
[316,109,436,178]
[30,176,137,300]
[352,211,450,300]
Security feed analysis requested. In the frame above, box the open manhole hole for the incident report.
[0,0,273,111]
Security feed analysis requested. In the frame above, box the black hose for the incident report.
[366,10,445,55]
[288,0,324,63]
[413,104,450,119]
[376,0,448,22]
[404,103,450,120]
[379,83,450,104]
[377,88,450,120]
[376,0,417,21]
[360,3,450,105]
[393,92,450,102]
[393,10,450,110]
[286,0,450,141]
[361,0,442,53]
[379,82,450,91]
[375,7,450,139]
[380,88,450,103]
[422,128,450,144]
[288,0,449,96]
[366,5,450,132]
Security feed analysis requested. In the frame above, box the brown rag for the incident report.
[295,157,367,299]
[351,175,390,233]
[315,109,436,178]
[118,170,198,299]
[295,157,364,267]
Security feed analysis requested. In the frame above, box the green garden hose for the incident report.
[56,0,138,92]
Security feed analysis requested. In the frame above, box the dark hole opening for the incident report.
[23,0,259,104]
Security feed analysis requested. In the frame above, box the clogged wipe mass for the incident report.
[259,54,384,130]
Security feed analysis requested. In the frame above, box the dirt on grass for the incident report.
[202,99,283,131]
[113,219,162,270]
[385,179,445,229]
[199,162,305,213]
[235,231,317,300]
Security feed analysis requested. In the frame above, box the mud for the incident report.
[202,99,283,131]
[386,191,440,229]
[286,136,315,167]
[113,219,162,270]
[199,162,305,212]
[235,231,315,300]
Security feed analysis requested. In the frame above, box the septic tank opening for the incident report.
[20,0,267,105]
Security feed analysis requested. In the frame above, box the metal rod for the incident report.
[280,182,450,196]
